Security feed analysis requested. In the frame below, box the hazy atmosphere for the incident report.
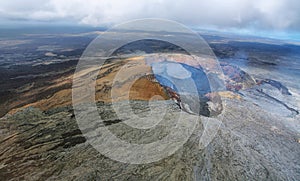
[0,1,299,180]
[1,0,300,32]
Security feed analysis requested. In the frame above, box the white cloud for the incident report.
[0,0,299,31]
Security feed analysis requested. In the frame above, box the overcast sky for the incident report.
[0,0,299,33]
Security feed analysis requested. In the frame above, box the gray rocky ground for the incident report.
[0,90,299,180]
[0,34,299,180]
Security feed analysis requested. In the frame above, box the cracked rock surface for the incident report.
[0,96,299,180]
